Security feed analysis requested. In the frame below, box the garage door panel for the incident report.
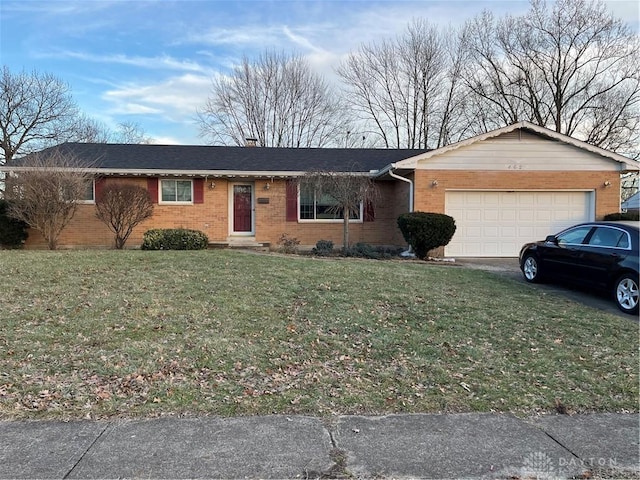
[501,209,517,221]
[445,191,592,257]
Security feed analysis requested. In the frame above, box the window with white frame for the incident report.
[299,185,362,221]
[160,179,193,203]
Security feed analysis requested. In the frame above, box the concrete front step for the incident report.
[208,240,270,252]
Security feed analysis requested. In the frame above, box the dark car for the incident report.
[519,222,640,314]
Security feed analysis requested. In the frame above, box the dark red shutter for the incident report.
[193,178,204,204]
[286,179,298,222]
[94,177,106,201]
[364,200,375,222]
[147,177,159,204]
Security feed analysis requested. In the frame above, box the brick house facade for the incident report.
[3,122,637,256]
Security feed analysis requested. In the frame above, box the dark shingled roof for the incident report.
[10,143,429,173]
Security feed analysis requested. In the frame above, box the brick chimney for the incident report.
[245,137,258,147]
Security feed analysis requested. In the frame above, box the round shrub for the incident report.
[312,239,334,256]
[397,212,456,260]
[0,199,29,249]
[141,228,209,250]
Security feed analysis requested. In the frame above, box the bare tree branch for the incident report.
[462,0,640,156]
[0,67,79,165]
[300,171,378,251]
[4,148,93,249]
[95,183,154,249]
[198,51,348,147]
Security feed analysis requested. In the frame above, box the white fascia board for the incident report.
[0,167,376,177]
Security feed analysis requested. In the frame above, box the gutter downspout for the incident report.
[387,164,415,257]
[387,163,413,212]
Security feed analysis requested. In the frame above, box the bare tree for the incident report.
[113,121,153,144]
[0,67,79,165]
[71,118,153,144]
[5,148,92,249]
[337,19,466,149]
[462,0,640,156]
[300,171,378,252]
[95,183,153,249]
[198,51,348,147]
[72,115,112,143]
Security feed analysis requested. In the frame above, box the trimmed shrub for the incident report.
[604,211,639,221]
[345,242,381,259]
[397,212,456,260]
[0,199,28,249]
[277,233,300,254]
[141,228,208,250]
[312,239,334,256]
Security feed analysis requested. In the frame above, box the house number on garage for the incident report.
[507,164,523,170]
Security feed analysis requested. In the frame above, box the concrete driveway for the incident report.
[455,257,634,320]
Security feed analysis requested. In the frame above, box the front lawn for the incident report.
[0,250,637,419]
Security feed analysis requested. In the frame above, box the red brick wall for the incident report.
[22,171,619,249]
[413,170,620,218]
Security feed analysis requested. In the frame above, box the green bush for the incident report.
[604,211,639,221]
[0,199,28,249]
[397,212,456,260]
[312,239,334,256]
[345,242,381,259]
[141,228,209,250]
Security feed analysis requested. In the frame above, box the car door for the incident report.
[576,226,631,289]
[540,225,594,279]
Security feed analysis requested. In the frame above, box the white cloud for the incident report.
[149,135,184,145]
[102,73,212,120]
[184,25,286,48]
[42,50,210,73]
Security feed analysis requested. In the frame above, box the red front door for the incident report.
[233,185,252,232]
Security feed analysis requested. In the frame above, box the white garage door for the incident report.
[445,191,593,257]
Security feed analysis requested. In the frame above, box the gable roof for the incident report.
[390,121,639,172]
[6,142,428,177]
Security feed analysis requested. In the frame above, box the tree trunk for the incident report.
[343,214,349,253]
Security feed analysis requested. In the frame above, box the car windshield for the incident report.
[556,226,593,246]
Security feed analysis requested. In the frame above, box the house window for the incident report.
[62,179,94,203]
[79,179,95,202]
[299,185,362,222]
[160,179,193,203]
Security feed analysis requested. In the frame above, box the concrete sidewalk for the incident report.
[1,413,638,479]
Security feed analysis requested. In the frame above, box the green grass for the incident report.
[0,250,637,420]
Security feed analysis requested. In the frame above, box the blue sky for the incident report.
[1,0,638,145]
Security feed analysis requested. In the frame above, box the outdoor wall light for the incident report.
[432,180,439,187]
[264,183,270,190]
[209,181,216,189]
[603,180,611,188]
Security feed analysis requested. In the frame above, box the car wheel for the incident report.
[522,254,543,283]
[614,273,639,315]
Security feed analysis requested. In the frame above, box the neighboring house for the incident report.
[621,192,640,212]
[2,121,638,256]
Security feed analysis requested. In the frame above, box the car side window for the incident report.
[588,227,628,249]
[556,226,593,246]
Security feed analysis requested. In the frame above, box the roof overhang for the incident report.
[0,167,375,178]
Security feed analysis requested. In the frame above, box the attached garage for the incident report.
[390,122,637,259]
[444,190,594,257]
